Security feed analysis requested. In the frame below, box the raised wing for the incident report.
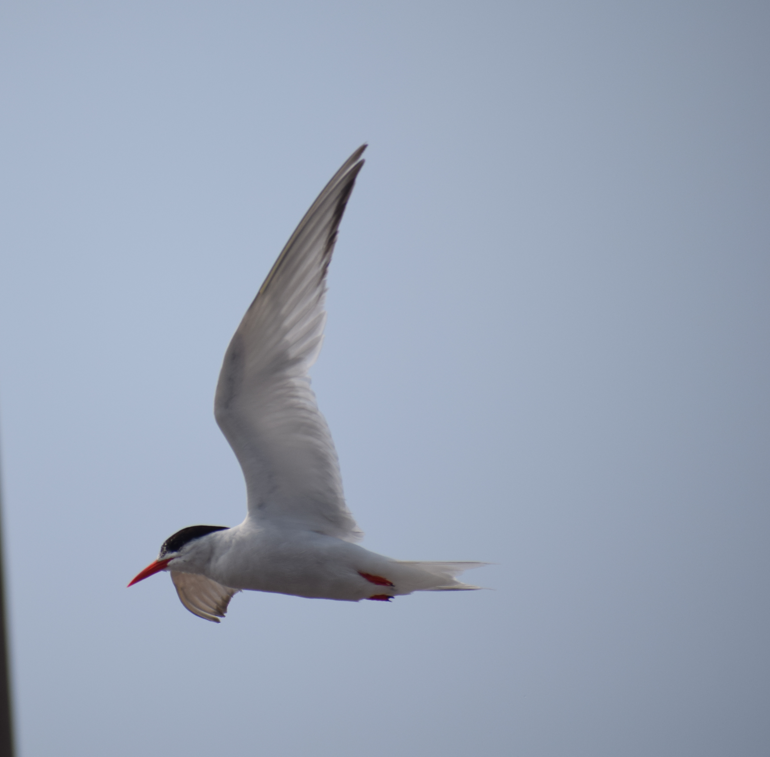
[214,146,366,541]
[171,571,240,623]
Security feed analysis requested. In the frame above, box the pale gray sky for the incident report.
[1,2,769,756]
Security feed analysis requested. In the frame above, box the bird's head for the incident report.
[128,525,229,586]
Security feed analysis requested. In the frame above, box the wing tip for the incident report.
[349,143,367,165]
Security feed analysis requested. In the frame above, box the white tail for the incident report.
[390,561,487,594]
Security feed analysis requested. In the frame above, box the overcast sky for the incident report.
[1,2,769,756]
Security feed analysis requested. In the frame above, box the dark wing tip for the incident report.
[349,143,367,163]
[255,147,367,301]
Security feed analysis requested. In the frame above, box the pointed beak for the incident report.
[128,558,172,587]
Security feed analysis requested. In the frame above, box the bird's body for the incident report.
[129,146,483,621]
[182,523,478,602]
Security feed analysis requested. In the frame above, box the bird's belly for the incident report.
[209,530,392,601]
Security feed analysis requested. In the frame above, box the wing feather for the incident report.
[214,146,366,541]
[170,571,240,623]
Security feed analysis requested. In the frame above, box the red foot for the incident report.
[359,572,394,587]
[367,594,392,601]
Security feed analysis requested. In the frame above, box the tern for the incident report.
[129,145,484,622]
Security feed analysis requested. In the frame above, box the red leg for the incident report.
[359,571,394,587]
[367,594,392,601]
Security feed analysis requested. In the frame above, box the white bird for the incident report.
[128,145,484,622]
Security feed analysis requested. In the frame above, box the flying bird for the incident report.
[128,146,484,622]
